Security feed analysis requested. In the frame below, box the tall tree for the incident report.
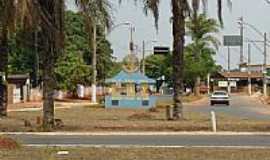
[126,0,231,120]
[75,0,112,103]
[0,0,32,117]
[34,0,65,130]
[0,0,13,117]
[186,14,220,96]
[184,46,218,90]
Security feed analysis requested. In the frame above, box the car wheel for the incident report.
[210,102,214,106]
[226,102,230,106]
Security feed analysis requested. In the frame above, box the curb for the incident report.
[23,144,270,149]
[2,131,270,136]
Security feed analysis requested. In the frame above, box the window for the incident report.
[142,100,149,106]
[112,100,119,106]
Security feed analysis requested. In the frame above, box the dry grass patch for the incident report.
[2,147,270,160]
[1,106,270,132]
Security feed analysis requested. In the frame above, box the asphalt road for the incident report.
[186,95,270,120]
[7,134,270,147]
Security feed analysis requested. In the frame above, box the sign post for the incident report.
[223,35,243,94]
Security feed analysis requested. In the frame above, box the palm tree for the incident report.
[75,0,112,103]
[127,0,231,120]
[0,0,13,117]
[0,0,32,117]
[186,14,220,96]
[33,0,65,130]
[0,0,64,130]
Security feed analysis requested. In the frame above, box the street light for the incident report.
[142,40,158,75]
[108,22,131,32]
[108,21,136,54]
[91,22,132,104]
[237,20,264,38]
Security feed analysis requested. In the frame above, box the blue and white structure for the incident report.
[105,54,156,108]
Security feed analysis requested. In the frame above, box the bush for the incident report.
[0,136,20,150]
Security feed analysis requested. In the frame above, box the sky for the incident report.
[66,0,270,69]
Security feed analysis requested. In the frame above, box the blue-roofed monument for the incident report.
[105,54,156,108]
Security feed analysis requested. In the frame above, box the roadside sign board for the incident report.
[154,46,170,55]
[223,35,242,46]
[218,81,237,87]
[218,81,228,87]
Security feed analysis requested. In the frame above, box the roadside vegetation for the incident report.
[0,136,20,150]
[1,147,270,160]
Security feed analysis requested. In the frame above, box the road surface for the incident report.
[7,134,270,148]
[186,95,270,120]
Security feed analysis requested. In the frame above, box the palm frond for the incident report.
[76,0,113,30]
[217,0,223,27]
[142,0,160,29]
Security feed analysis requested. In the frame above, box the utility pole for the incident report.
[92,24,97,104]
[227,47,231,94]
[142,40,145,74]
[34,29,39,88]
[207,73,211,94]
[239,17,244,65]
[129,25,134,54]
[248,43,252,96]
[263,32,268,97]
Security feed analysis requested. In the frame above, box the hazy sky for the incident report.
[67,0,270,69]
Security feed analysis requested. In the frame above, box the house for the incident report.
[210,71,263,93]
[7,74,31,104]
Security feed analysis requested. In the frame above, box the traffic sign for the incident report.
[154,46,170,55]
[223,35,243,46]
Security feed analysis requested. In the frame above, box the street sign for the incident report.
[154,46,170,55]
[218,81,228,87]
[223,35,243,46]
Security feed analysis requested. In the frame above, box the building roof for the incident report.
[240,63,270,68]
[7,74,30,85]
[7,74,30,80]
[106,71,156,84]
[220,72,263,79]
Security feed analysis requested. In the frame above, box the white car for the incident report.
[210,91,230,106]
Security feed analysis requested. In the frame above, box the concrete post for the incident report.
[248,44,252,96]
[92,24,97,104]
[263,33,267,97]
[211,110,217,132]
[227,47,231,95]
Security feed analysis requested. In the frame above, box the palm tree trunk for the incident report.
[42,59,55,130]
[195,76,201,96]
[171,0,186,120]
[0,26,9,117]
[37,0,65,130]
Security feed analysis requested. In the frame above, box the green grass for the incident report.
[1,147,270,160]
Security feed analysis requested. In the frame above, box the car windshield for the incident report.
[213,91,227,96]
